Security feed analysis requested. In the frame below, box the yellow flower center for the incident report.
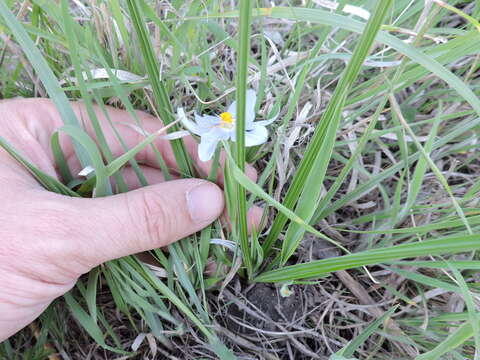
[219,112,234,125]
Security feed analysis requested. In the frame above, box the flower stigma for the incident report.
[219,112,234,128]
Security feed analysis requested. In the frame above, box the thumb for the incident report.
[63,179,224,267]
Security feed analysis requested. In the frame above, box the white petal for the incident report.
[194,113,220,127]
[245,124,268,146]
[177,108,203,135]
[210,238,239,253]
[160,130,190,140]
[255,119,275,126]
[343,4,370,20]
[245,89,257,128]
[78,165,95,177]
[131,333,147,351]
[227,100,237,117]
[211,126,233,141]
[197,127,230,162]
[198,133,220,162]
[227,89,257,128]
[218,126,235,142]
[255,112,279,126]
[97,68,144,82]
[193,113,222,134]
[60,68,145,86]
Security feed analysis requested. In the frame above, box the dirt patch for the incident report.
[213,279,330,359]
[228,284,302,334]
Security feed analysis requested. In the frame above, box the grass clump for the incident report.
[2,0,480,358]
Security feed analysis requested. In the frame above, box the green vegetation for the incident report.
[1,0,480,358]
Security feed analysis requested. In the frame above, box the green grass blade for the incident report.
[389,267,461,293]
[125,0,193,177]
[85,267,100,324]
[392,260,480,270]
[255,234,480,282]
[104,124,177,177]
[314,114,480,222]
[416,320,477,360]
[0,1,90,167]
[50,132,73,184]
[63,293,127,354]
[108,0,132,65]
[401,104,441,217]
[224,145,348,255]
[275,0,394,264]
[449,266,480,358]
[336,305,398,358]
[233,7,480,118]
[0,135,78,197]
[91,44,167,185]
[389,95,472,234]
[136,263,229,351]
[60,0,116,194]
[169,245,209,322]
[58,125,109,197]
[234,0,253,277]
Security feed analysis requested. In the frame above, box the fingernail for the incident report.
[186,181,224,223]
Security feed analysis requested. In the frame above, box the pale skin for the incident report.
[0,98,262,342]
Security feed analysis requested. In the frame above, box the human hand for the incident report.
[0,98,261,341]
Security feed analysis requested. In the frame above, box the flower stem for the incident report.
[234,0,253,278]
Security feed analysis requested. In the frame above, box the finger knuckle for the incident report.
[127,190,177,247]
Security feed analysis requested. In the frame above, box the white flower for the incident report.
[177,89,273,162]
[279,283,294,298]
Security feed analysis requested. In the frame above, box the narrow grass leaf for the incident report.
[388,267,461,293]
[234,0,253,277]
[416,320,478,360]
[401,104,442,217]
[264,0,394,262]
[63,293,127,354]
[255,234,480,282]
[125,0,193,176]
[60,0,116,194]
[0,136,78,197]
[254,7,480,117]
[105,122,179,177]
[389,95,472,234]
[58,125,109,197]
[86,268,100,324]
[336,305,398,358]
[224,145,348,254]
[0,2,90,166]
[449,266,480,359]
[50,132,73,184]
[392,260,480,270]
